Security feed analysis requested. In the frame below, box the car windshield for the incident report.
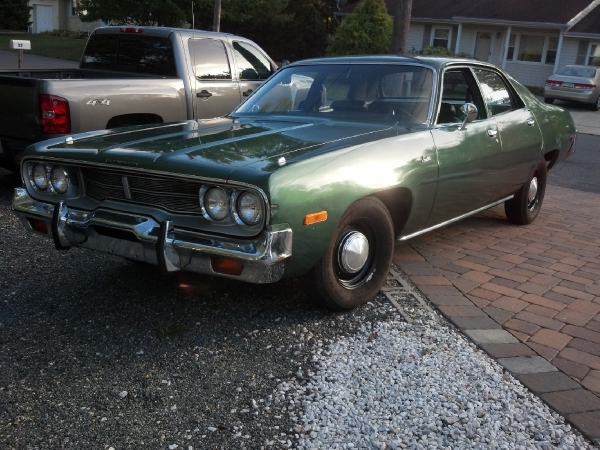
[557,66,597,78]
[234,63,434,124]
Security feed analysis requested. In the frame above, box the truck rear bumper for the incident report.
[12,188,293,284]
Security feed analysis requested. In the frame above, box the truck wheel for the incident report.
[305,197,394,311]
[504,158,547,225]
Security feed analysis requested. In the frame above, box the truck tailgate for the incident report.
[0,76,41,144]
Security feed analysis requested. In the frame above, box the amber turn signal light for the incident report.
[210,257,244,276]
[303,211,328,225]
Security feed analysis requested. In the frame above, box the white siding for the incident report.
[407,24,425,53]
[557,38,580,66]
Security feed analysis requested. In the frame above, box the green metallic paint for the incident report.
[267,130,438,277]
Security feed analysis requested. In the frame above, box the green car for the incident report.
[12,56,576,310]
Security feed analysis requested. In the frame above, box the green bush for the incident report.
[327,0,392,56]
[423,46,453,56]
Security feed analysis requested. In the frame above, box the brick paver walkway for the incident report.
[394,184,600,444]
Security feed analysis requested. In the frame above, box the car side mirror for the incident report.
[459,103,478,130]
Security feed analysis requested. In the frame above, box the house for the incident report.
[335,0,600,88]
[28,0,102,34]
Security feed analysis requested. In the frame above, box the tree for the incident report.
[77,0,188,27]
[391,0,412,54]
[0,0,31,31]
[326,0,392,56]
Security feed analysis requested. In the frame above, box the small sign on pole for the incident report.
[10,40,31,69]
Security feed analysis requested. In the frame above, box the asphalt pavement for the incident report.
[0,49,79,69]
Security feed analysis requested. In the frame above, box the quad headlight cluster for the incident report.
[200,186,264,226]
[26,162,78,196]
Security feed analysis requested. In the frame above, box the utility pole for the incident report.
[391,0,413,54]
[213,0,222,32]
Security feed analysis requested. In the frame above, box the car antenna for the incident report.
[191,0,199,123]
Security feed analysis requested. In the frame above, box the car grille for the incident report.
[81,167,203,213]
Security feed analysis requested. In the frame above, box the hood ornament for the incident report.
[278,157,286,167]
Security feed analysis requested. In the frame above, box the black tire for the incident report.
[544,98,554,104]
[590,95,600,111]
[504,158,547,225]
[305,197,394,311]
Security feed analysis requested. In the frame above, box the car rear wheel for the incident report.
[305,197,394,311]
[504,158,547,225]
[590,95,600,111]
[544,98,554,104]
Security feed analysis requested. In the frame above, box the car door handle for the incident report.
[526,118,535,126]
[242,89,253,97]
[487,129,498,138]
[421,155,431,163]
[197,90,212,99]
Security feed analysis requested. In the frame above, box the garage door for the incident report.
[34,4,53,33]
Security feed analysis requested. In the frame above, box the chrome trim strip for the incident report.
[398,196,514,242]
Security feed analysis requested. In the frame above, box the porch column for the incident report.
[554,30,564,73]
[455,23,462,55]
[502,26,512,70]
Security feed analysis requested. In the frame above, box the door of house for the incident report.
[34,4,53,33]
[474,32,493,62]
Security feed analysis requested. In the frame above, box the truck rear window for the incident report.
[81,34,177,77]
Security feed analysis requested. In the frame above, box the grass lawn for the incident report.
[0,33,87,61]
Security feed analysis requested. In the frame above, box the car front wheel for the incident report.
[305,197,394,311]
[504,158,547,225]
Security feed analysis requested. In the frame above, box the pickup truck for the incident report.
[0,26,277,171]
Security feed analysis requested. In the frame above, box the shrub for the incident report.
[327,0,392,56]
[423,46,453,56]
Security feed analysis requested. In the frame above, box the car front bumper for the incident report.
[12,188,293,284]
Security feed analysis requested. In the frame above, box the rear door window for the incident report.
[473,69,523,116]
[189,38,232,80]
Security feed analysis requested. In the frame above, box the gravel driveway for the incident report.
[0,170,594,449]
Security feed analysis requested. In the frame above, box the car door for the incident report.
[232,40,275,101]
[188,38,241,119]
[472,68,543,199]
[427,67,504,227]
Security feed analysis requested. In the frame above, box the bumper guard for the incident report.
[13,188,292,284]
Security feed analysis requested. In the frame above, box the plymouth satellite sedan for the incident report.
[12,56,576,310]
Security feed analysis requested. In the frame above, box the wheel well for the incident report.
[544,149,559,171]
[106,113,164,129]
[371,187,412,238]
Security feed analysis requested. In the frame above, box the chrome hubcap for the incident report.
[527,176,538,209]
[338,231,369,274]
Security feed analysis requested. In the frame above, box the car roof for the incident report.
[285,55,500,72]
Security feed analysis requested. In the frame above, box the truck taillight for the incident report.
[40,94,71,134]
[119,27,143,33]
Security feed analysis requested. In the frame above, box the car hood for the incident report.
[34,115,409,186]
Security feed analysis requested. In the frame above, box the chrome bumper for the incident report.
[12,188,293,284]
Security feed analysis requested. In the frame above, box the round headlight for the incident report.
[237,191,262,225]
[32,163,49,190]
[205,187,230,221]
[50,166,69,194]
